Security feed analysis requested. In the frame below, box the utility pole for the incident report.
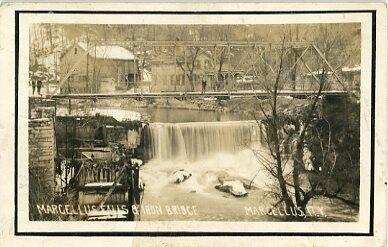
[184,48,188,92]
[227,44,231,91]
[86,33,89,92]
[174,44,177,91]
[252,45,256,86]
[213,45,217,91]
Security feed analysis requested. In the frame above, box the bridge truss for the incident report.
[52,40,349,97]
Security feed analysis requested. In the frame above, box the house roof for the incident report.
[78,42,135,60]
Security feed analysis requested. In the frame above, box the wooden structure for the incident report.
[53,115,145,220]
[59,42,139,94]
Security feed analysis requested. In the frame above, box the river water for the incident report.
[136,107,279,221]
[137,107,358,222]
[57,103,357,221]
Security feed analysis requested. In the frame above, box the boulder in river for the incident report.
[215,180,248,197]
[132,158,143,167]
[217,171,257,190]
[170,169,192,184]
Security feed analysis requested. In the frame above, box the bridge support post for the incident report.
[184,48,188,93]
[126,165,135,221]
[174,44,177,92]
[68,98,72,115]
[213,45,217,91]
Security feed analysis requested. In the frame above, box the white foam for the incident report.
[141,148,273,197]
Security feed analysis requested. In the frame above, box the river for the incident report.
[57,103,358,222]
[136,107,358,222]
[136,107,276,221]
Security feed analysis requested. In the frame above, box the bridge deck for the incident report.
[50,90,351,99]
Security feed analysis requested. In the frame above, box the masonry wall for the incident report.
[29,118,56,220]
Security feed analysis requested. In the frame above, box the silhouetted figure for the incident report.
[127,73,132,89]
[37,80,42,95]
[31,80,36,95]
[201,78,207,94]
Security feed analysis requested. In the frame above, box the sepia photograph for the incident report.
[0,3,385,246]
[27,21,362,223]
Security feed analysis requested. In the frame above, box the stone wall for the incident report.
[29,118,56,219]
[29,98,56,119]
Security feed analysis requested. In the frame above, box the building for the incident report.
[60,42,140,93]
[303,65,360,90]
[151,52,244,92]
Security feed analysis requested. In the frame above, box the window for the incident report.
[74,47,78,54]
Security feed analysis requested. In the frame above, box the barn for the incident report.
[60,42,140,93]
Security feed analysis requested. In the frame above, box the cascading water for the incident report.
[145,121,264,162]
[139,120,274,218]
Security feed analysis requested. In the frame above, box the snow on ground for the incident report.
[93,108,141,121]
[56,107,141,121]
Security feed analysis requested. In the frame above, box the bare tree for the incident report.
[251,27,359,217]
[176,47,201,91]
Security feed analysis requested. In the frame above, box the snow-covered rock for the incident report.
[284,123,296,132]
[132,158,143,166]
[170,169,192,184]
[215,180,248,197]
[217,171,257,189]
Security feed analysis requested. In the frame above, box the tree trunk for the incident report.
[293,141,304,207]
[271,122,295,212]
[189,73,195,91]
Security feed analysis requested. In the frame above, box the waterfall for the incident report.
[145,121,264,161]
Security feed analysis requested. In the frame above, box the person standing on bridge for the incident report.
[31,80,36,95]
[37,80,42,95]
[201,76,207,94]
